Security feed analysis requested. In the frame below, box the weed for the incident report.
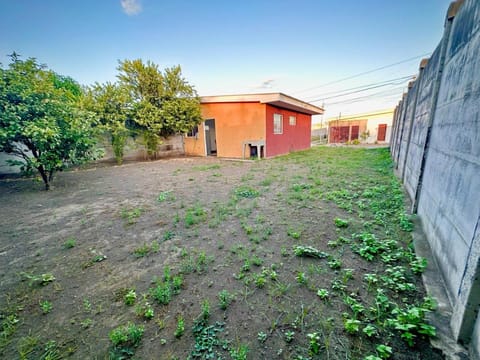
[133,244,151,258]
[150,282,172,305]
[344,318,361,334]
[328,257,342,269]
[124,289,136,306]
[40,340,60,360]
[163,230,175,241]
[230,344,248,360]
[257,331,267,343]
[376,344,393,359]
[296,271,308,285]
[363,324,378,337]
[135,301,154,320]
[234,186,259,199]
[307,332,321,355]
[21,272,56,287]
[287,227,302,239]
[121,207,143,225]
[109,322,144,358]
[410,256,427,274]
[334,218,349,228]
[83,299,92,312]
[185,205,207,227]
[17,335,38,358]
[63,237,76,249]
[157,190,175,202]
[81,318,93,329]
[218,290,233,310]
[317,288,330,301]
[293,245,328,258]
[284,330,295,343]
[40,300,53,314]
[399,213,413,231]
[175,316,185,338]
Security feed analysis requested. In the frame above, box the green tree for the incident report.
[84,82,131,164]
[117,59,202,157]
[0,55,99,190]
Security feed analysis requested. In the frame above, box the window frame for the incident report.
[273,113,283,134]
[186,125,199,138]
[289,115,296,126]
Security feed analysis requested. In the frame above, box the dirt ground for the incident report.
[0,148,444,359]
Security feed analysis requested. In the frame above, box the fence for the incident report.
[390,0,480,357]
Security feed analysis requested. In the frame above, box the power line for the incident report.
[303,74,414,100]
[323,85,406,106]
[293,52,430,95]
[306,75,414,102]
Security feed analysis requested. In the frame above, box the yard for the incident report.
[0,147,443,359]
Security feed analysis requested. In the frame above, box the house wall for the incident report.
[184,123,206,156]
[186,102,266,158]
[265,105,311,157]
[390,1,480,356]
[327,119,368,143]
[365,118,393,144]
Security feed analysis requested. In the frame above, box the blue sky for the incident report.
[0,0,452,121]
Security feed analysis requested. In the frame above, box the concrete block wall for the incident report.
[390,0,480,357]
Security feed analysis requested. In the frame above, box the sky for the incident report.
[0,0,452,123]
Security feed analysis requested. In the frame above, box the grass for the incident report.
[0,147,441,359]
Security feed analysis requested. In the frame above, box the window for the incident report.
[289,116,296,126]
[273,114,283,134]
[186,125,199,138]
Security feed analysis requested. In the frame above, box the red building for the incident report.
[185,93,324,158]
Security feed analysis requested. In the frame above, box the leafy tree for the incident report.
[84,82,131,164]
[117,59,202,157]
[0,55,99,190]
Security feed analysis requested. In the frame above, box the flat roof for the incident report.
[200,93,324,115]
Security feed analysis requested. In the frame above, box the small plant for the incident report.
[254,273,267,288]
[334,218,349,228]
[257,331,267,343]
[293,245,328,258]
[230,344,249,360]
[344,318,361,334]
[133,244,151,257]
[124,289,137,306]
[63,237,76,249]
[284,330,295,343]
[410,256,427,274]
[40,300,53,314]
[218,290,233,310]
[135,301,154,320]
[109,322,144,357]
[150,282,172,305]
[21,272,56,286]
[399,213,413,231]
[174,316,185,338]
[287,228,302,239]
[121,207,143,225]
[307,332,321,355]
[376,344,393,359]
[81,318,93,329]
[296,271,307,285]
[201,299,210,320]
[363,324,378,337]
[317,288,329,300]
[234,186,259,199]
[328,257,342,269]
[157,190,174,202]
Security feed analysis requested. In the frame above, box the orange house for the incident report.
[184,93,324,158]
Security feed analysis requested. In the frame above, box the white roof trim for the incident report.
[200,93,324,115]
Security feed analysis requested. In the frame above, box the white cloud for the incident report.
[121,0,142,15]
[254,79,275,90]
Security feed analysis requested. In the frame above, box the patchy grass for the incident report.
[0,148,442,359]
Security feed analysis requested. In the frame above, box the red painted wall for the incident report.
[265,105,312,157]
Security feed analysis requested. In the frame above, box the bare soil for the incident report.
[0,148,444,359]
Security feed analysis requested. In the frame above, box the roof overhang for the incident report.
[200,93,324,115]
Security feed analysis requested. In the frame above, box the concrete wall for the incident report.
[100,134,184,162]
[390,1,480,357]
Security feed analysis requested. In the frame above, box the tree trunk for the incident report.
[37,165,50,190]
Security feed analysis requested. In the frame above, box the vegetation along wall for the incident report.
[390,1,480,358]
